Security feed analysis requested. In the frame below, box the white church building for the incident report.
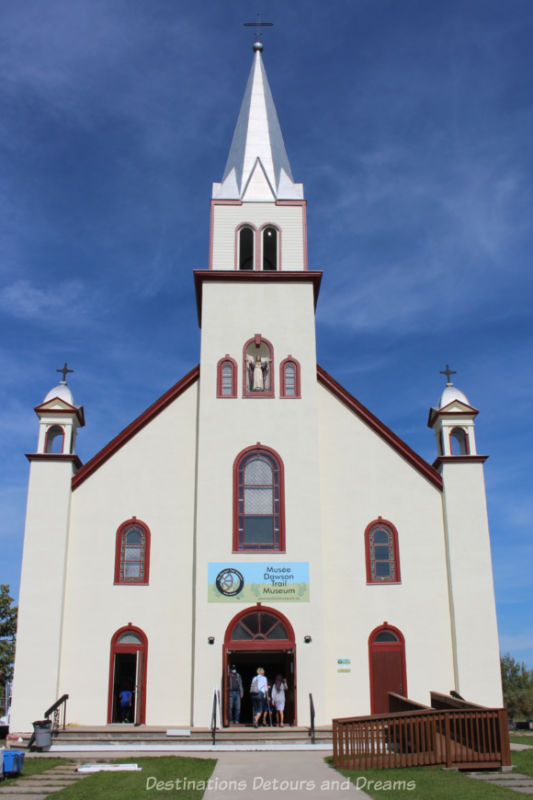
[10,43,503,732]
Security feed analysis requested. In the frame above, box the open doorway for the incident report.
[223,605,296,727]
[107,625,147,724]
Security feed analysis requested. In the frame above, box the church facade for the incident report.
[10,44,502,732]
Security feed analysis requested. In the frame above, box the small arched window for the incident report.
[262,226,278,270]
[217,356,237,398]
[450,427,469,455]
[280,357,301,398]
[45,425,64,454]
[233,445,285,552]
[114,518,150,584]
[243,335,274,397]
[239,226,255,270]
[365,519,401,584]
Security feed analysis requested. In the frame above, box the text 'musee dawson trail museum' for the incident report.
[10,42,503,733]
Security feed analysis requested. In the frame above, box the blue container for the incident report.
[2,750,25,775]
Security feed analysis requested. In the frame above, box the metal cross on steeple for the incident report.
[243,13,273,44]
[440,364,456,384]
[57,362,74,383]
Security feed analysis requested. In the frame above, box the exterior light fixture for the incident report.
[304,635,312,643]
[208,636,215,644]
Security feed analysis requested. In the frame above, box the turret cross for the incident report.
[440,364,456,384]
[243,14,273,41]
[57,362,74,383]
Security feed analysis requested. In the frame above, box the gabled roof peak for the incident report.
[213,48,303,201]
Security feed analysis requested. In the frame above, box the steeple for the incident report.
[212,43,303,201]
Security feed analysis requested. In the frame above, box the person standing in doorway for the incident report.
[118,684,133,723]
[250,667,268,727]
[228,664,243,724]
[271,675,288,727]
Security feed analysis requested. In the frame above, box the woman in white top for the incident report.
[271,675,288,727]
[250,667,268,727]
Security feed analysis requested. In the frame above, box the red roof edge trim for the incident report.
[72,365,199,490]
[317,365,443,491]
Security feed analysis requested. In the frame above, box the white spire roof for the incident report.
[212,45,303,201]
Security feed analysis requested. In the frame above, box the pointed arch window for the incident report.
[262,226,278,270]
[45,425,64,454]
[233,445,285,552]
[114,518,151,584]
[280,356,301,398]
[365,519,401,584]
[217,355,238,398]
[449,427,469,455]
[238,226,255,270]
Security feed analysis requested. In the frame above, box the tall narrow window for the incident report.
[239,226,254,270]
[114,518,151,584]
[233,445,285,552]
[280,357,301,398]
[450,427,469,455]
[262,226,278,270]
[217,356,237,398]
[365,519,401,584]
[45,425,64,454]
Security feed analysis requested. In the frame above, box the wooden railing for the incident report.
[333,699,511,770]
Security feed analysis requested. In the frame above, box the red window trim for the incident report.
[364,517,401,584]
[216,355,238,398]
[114,517,151,585]
[280,355,301,399]
[224,604,295,648]
[235,223,258,270]
[232,443,286,553]
[368,622,407,714]
[44,425,65,454]
[259,223,282,271]
[107,624,148,724]
[243,335,275,398]
[449,426,470,455]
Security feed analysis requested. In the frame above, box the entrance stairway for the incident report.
[9,725,333,753]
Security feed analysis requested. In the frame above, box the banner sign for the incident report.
[208,562,309,602]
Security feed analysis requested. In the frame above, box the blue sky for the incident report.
[1,0,532,667]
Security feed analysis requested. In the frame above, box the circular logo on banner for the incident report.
[215,568,245,597]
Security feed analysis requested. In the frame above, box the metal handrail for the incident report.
[44,693,69,736]
[211,688,218,745]
[309,693,315,744]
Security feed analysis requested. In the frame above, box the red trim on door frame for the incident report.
[232,443,286,553]
[368,623,407,715]
[107,624,148,724]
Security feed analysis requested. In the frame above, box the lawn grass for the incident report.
[42,756,216,799]
[510,747,533,777]
[3,756,68,778]
[510,733,533,745]
[327,757,516,799]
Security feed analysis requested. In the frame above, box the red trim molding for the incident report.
[114,517,151,585]
[433,455,488,468]
[364,518,401,585]
[233,443,286,553]
[368,623,407,715]
[243,335,275,398]
[217,355,238,398]
[72,366,199,490]
[34,403,85,426]
[224,604,295,648]
[194,270,322,326]
[317,365,443,491]
[427,406,478,428]
[26,453,83,469]
[280,356,301,398]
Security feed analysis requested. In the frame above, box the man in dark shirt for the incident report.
[228,665,243,724]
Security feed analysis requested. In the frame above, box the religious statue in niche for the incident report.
[246,341,272,392]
